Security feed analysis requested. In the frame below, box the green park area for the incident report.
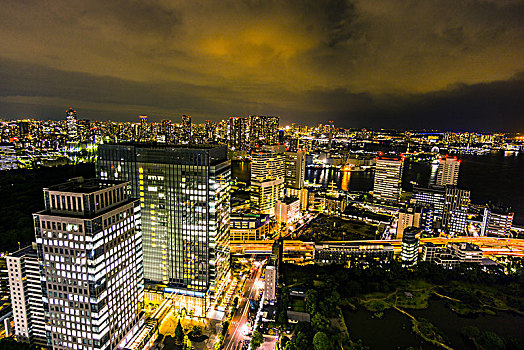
[298,214,379,242]
[276,261,524,350]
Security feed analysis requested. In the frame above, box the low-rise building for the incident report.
[275,197,301,224]
[230,213,271,241]
[315,243,394,265]
[421,242,483,268]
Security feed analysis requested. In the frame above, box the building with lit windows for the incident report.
[97,144,230,314]
[422,242,482,268]
[284,150,306,190]
[227,117,249,151]
[181,115,192,143]
[264,263,277,302]
[0,144,18,170]
[442,186,470,236]
[435,156,460,186]
[249,115,279,147]
[66,108,78,141]
[412,185,445,219]
[33,178,143,350]
[401,227,420,267]
[6,245,46,347]
[481,204,514,237]
[373,157,403,203]
[315,243,394,265]
[138,115,149,142]
[230,214,270,241]
[251,149,285,217]
[275,197,301,224]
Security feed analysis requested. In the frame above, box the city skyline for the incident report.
[0,1,523,130]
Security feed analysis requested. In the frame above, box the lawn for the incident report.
[299,214,378,241]
[290,297,306,312]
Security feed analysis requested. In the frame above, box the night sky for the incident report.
[0,0,523,130]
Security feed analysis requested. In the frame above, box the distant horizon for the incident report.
[2,114,523,134]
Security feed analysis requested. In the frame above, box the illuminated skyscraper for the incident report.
[373,157,404,202]
[97,144,230,314]
[249,115,279,147]
[33,178,143,350]
[138,115,149,142]
[250,149,285,216]
[182,115,192,143]
[442,186,470,236]
[481,204,514,237]
[6,245,46,346]
[66,108,78,141]
[436,156,460,186]
[284,150,306,190]
[227,117,249,151]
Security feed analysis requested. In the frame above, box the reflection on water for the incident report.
[232,152,524,224]
[305,167,374,192]
[341,171,350,192]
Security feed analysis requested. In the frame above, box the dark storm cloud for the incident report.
[0,0,523,129]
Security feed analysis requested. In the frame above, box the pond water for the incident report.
[342,308,439,349]
[343,298,524,349]
[410,299,524,349]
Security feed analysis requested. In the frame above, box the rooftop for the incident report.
[9,245,37,258]
[45,177,127,194]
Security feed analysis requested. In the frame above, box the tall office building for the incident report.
[181,115,192,143]
[66,108,78,141]
[401,227,420,267]
[251,149,285,217]
[249,115,279,147]
[436,156,460,186]
[284,150,306,190]
[373,157,404,202]
[442,186,470,236]
[138,115,149,142]
[97,144,230,314]
[6,245,46,346]
[204,120,215,142]
[33,178,143,350]
[227,117,249,151]
[481,204,514,237]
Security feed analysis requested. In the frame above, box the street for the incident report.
[222,266,263,350]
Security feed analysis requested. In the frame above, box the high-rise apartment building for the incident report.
[227,117,249,151]
[284,150,306,190]
[436,156,460,186]
[181,115,192,143]
[249,115,279,147]
[481,204,514,237]
[6,245,46,346]
[138,115,149,142]
[66,108,78,141]
[33,178,143,350]
[251,150,285,182]
[442,186,470,236]
[373,157,403,202]
[251,149,285,217]
[97,144,230,314]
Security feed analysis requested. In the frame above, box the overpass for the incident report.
[230,237,524,258]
